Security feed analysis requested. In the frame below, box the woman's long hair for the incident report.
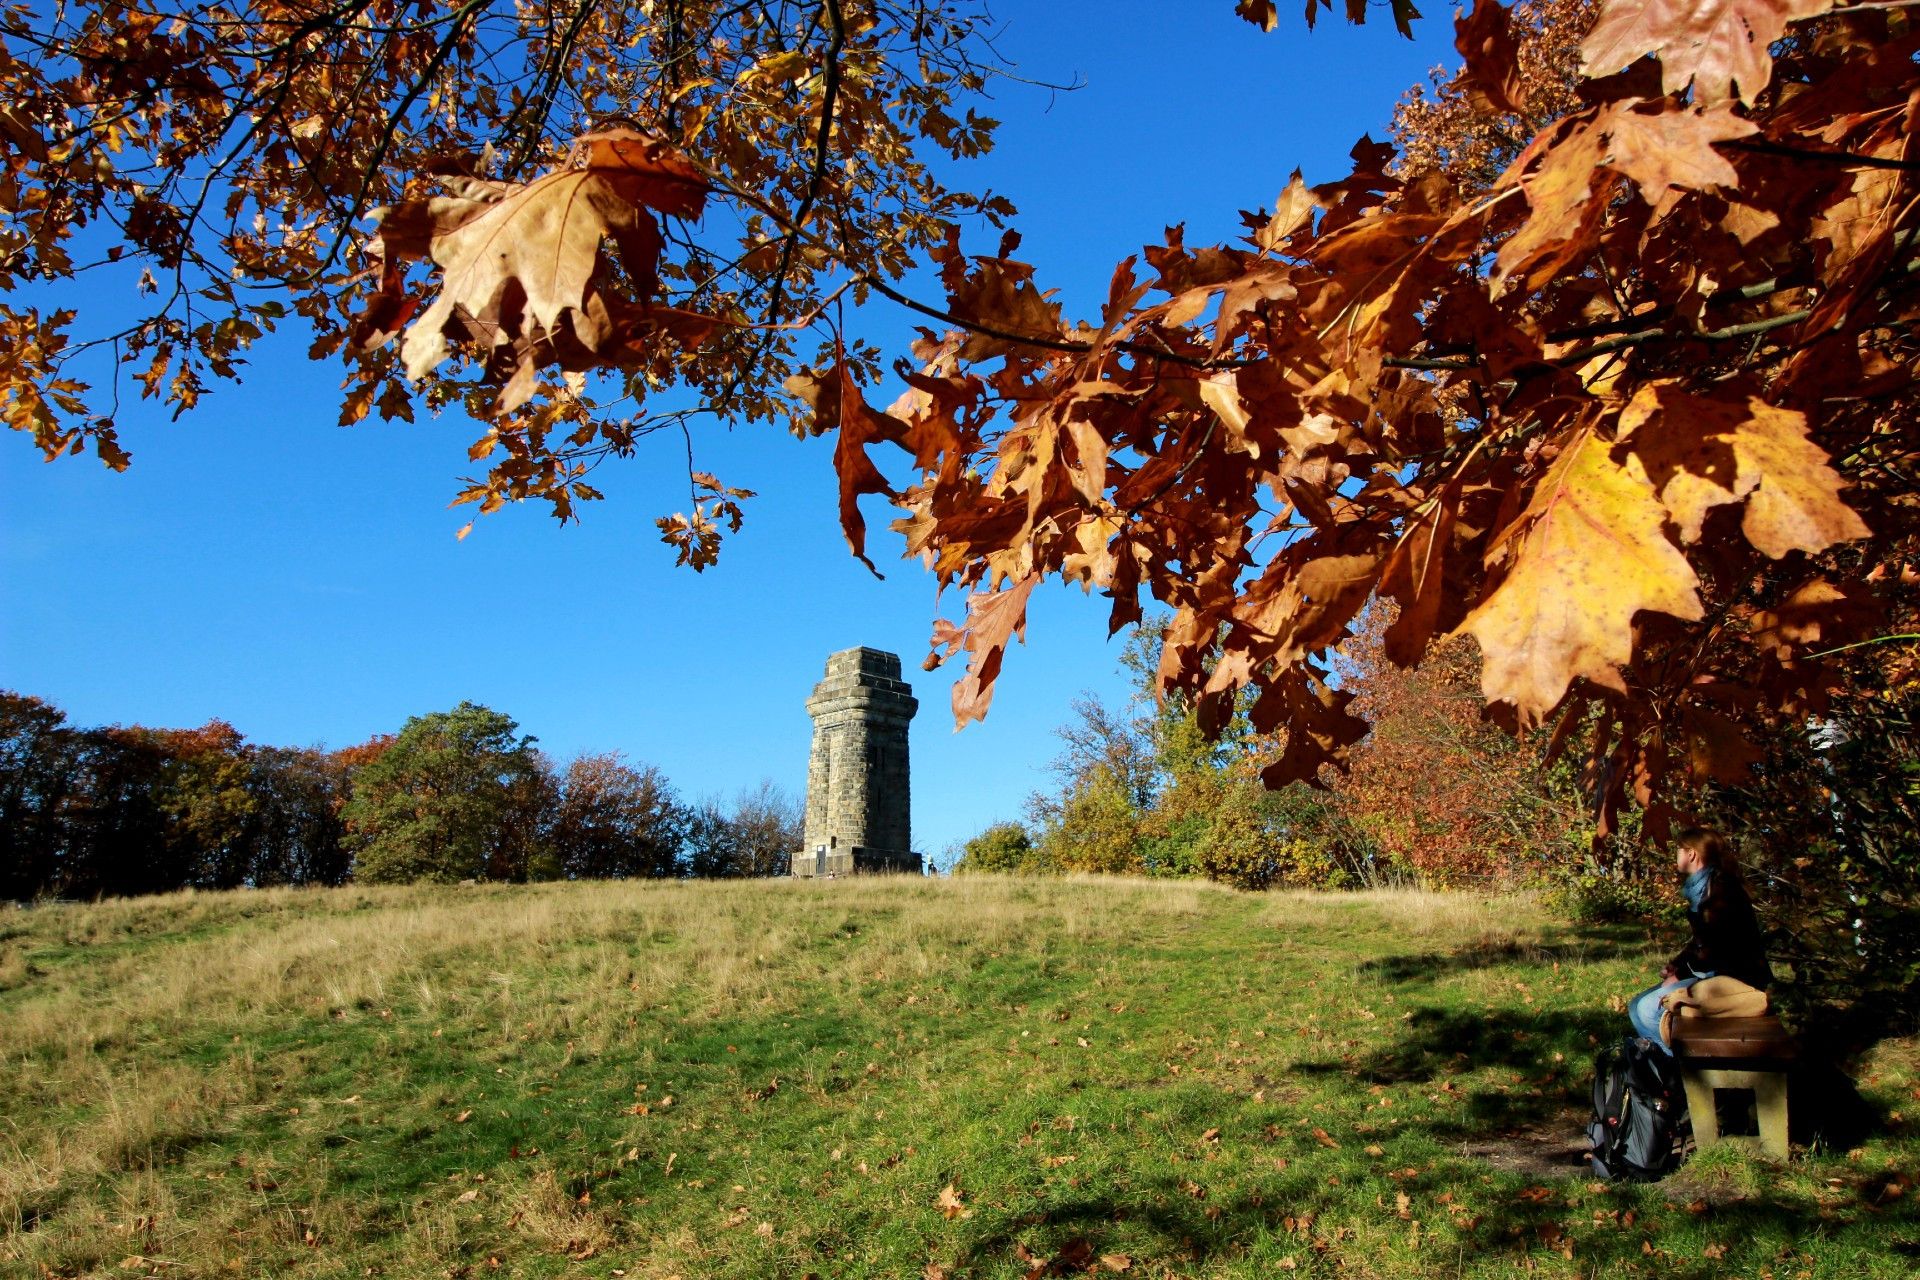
[1677,826,1753,900]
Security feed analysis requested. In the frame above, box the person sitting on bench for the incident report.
[1627,826,1774,1054]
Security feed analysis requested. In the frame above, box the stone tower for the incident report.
[793,647,919,877]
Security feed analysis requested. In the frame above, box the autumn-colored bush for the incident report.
[1036,772,1145,877]
[1337,623,1592,888]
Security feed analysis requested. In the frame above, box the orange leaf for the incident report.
[1580,0,1833,105]
[1617,383,1870,559]
[1460,427,1703,724]
[944,575,1041,728]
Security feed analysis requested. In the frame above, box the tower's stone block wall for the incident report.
[793,647,919,877]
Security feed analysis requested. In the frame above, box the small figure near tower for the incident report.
[794,647,919,877]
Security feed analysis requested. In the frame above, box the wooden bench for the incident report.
[1669,1014,1796,1159]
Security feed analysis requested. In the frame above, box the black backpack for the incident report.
[1588,1035,1688,1181]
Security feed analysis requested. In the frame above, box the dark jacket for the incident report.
[1672,868,1774,991]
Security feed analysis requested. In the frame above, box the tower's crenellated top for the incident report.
[824,646,903,680]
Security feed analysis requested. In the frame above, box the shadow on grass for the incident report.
[937,1164,1920,1278]
[1354,925,1647,984]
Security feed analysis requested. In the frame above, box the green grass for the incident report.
[1,877,1915,1278]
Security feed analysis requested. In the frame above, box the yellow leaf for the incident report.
[1618,384,1869,559]
[745,50,808,85]
[1460,427,1702,723]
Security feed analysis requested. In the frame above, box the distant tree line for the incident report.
[1,693,800,899]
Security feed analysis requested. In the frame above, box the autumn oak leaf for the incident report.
[1454,0,1528,117]
[1616,383,1870,559]
[937,575,1041,728]
[1580,0,1837,106]
[1460,428,1703,724]
[1235,0,1280,30]
[1594,100,1756,214]
[935,1183,971,1220]
[1254,667,1370,789]
[1492,117,1613,296]
[376,131,709,399]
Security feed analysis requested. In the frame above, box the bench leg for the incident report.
[1682,1070,1720,1149]
[1753,1072,1789,1160]
[1682,1067,1789,1160]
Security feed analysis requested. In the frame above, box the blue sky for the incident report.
[0,2,1460,861]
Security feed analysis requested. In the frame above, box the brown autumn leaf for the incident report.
[938,575,1041,727]
[1461,428,1703,724]
[1680,707,1764,786]
[1254,667,1371,788]
[1748,579,1881,660]
[382,132,708,392]
[571,129,710,221]
[1377,489,1457,667]
[1580,0,1835,105]
[935,1183,971,1220]
[1593,100,1757,214]
[1617,384,1870,559]
[1252,170,1323,251]
[1454,0,1527,117]
[1492,117,1615,295]
[1235,0,1280,31]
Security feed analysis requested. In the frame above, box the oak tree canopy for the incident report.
[3,0,1915,834]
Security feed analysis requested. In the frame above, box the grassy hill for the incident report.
[2,877,1915,1278]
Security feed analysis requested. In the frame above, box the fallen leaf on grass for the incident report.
[454,1189,480,1204]
[454,1110,472,1123]
[1100,1254,1132,1272]
[936,1183,972,1220]
[1311,1128,1340,1149]
[1703,1243,1728,1259]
